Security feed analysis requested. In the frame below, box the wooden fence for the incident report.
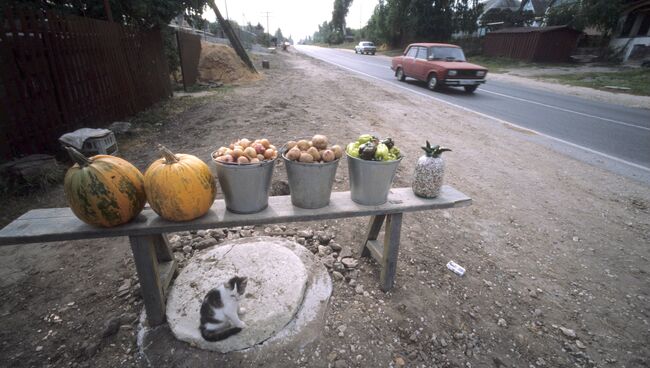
[0,8,171,159]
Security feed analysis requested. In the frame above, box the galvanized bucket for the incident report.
[347,153,403,206]
[212,154,277,214]
[282,153,340,209]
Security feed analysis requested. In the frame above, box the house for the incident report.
[519,0,550,26]
[477,0,522,34]
[610,0,650,62]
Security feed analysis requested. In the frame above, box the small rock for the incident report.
[355,285,364,295]
[497,318,507,327]
[102,316,121,338]
[333,359,347,368]
[296,237,306,245]
[533,308,543,317]
[315,231,332,245]
[196,230,207,237]
[332,271,344,281]
[322,256,335,269]
[347,270,359,280]
[341,258,359,269]
[120,313,138,325]
[327,352,338,362]
[394,356,406,366]
[83,342,99,358]
[572,236,580,242]
[182,245,192,254]
[329,242,342,252]
[297,229,314,239]
[439,338,448,347]
[35,346,43,352]
[454,332,464,340]
[270,180,290,196]
[409,333,418,342]
[338,246,353,259]
[559,326,576,339]
[575,340,586,349]
[117,279,131,296]
[194,238,217,250]
[337,325,347,333]
[318,245,331,257]
[333,262,345,272]
[529,289,538,298]
[240,229,253,238]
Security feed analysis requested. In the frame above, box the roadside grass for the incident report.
[540,69,650,96]
[466,55,575,72]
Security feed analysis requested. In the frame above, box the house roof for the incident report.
[483,0,522,12]
[489,25,582,33]
[520,0,551,16]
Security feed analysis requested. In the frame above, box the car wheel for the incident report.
[427,75,438,91]
[464,85,478,93]
[371,52,375,55]
[396,68,405,82]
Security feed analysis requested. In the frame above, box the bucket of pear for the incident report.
[211,138,279,214]
[346,134,402,206]
[282,134,343,209]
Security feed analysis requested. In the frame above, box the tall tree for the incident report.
[330,0,354,43]
[9,0,208,29]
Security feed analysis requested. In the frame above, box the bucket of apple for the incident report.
[211,138,278,214]
[281,135,343,209]
[346,135,402,206]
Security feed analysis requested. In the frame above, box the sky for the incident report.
[203,0,380,41]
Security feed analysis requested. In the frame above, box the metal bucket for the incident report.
[347,153,403,206]
[282,154,340,209]
[212,154,277,214]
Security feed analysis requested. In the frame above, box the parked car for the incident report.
[390,43,487,93]
[355,41,376,55]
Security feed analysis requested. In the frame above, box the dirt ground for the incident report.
[1,46,649,368]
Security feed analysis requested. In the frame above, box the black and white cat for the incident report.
[199,276,248,342]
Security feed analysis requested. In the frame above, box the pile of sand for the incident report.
[198,42,260,84]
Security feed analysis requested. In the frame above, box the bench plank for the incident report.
[0,186,470,246]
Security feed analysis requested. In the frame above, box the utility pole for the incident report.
[207,0,257,73]
[262,11,271,46]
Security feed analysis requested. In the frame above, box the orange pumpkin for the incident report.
[144,145,217,221]
[64,147,146,227]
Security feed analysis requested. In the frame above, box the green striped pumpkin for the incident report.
[64,147,146,227]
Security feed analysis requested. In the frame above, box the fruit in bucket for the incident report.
[346,135,401,161]
[282,134,340,164]
[213,138,278,164]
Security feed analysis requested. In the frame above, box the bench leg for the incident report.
[152,233,173,262]
[380,213,402,292]
[361,213,403,291]
[361,215,386,257]
[129,234,177,327]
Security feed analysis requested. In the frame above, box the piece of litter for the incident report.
[446,261,465,276]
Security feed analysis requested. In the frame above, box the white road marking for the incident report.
[296,48,650,173]
[479,89,650,132]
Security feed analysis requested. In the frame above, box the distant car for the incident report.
[355,41,376,55]
[390,43,487,93]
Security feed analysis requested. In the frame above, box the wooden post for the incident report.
[362,215,385,257]
[207,0,257,73]
[103,0,114,23]
[129,235,166,326]
[380,213,402,291]
[152,233,173,262]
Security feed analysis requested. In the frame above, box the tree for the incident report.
[327,0,354,44]
[11,0,208,29]
[453,0,483,34]
[546,0,623,37]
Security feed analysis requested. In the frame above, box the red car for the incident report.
[391,43,487,93]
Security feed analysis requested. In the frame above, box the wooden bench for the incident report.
[0,186,471,326]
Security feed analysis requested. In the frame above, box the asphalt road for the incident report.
[295,45,650,180]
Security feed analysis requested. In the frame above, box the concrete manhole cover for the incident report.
[166,237,309,352]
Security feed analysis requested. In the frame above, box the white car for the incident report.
[355,41,376,55]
